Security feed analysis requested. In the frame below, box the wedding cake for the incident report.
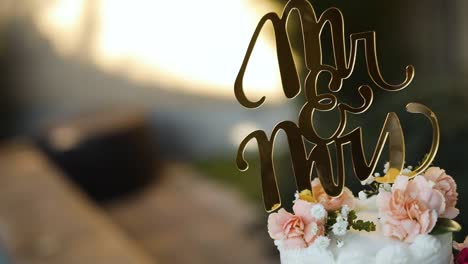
[268,165,459,264]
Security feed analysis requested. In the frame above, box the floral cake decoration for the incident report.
[267,163,462,251]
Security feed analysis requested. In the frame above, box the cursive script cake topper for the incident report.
[234,0,440,212]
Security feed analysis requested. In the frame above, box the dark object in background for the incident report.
[35,109,159,202]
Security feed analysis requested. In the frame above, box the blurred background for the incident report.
[0,0,466,263]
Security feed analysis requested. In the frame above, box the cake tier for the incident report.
[277,197,453,264]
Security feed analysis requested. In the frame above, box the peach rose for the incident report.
[423,167,459,219]
[267,199,325,249]
[454,236,468,251]
[311,178,355,211]
[376,175,445,242]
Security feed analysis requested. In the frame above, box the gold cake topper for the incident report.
[235,0,440,212]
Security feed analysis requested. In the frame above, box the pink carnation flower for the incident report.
[311,178,355,211]
[423,167,459,219]
[267,199,325,249]
[454,236,468,251]
[376,175,445,243]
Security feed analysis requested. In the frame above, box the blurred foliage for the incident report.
[195,157,263,202]
[195,153,298,211]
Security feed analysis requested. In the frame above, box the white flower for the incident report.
[314,236,330,250]
[336,214,347,223]
[332,223,347,236]
[310,204,327,220]
[380,183,392,192]
[374,172,381,177]
[294,191,299,201]
[383,162,390,174]
[407,165,413,170]
[309,222,319,236]
[332,215,348,236]
[402,168,412,175]
[358,191,367,200]
[361,175,375,185]
[336,240,344,248]
[341,205,350,219]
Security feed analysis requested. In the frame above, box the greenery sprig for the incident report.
[325,209,376,234]
[348,210,376,232]
[362,181,381,198]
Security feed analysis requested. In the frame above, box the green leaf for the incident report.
[348,210,358,223]
[325,211,338,233]
[351,220,376,232]
[430,218,462,235]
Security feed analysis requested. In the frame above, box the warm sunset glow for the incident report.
[34,0,284,102]
[35,0,86,55]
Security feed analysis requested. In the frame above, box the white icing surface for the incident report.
[276,197,453,264]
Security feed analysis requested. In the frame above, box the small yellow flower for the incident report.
[299,189,316,203]
[375,168,400,183]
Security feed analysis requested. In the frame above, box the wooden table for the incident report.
[106,164,278,264]
[0,142,278,264]
[0,143,155,264]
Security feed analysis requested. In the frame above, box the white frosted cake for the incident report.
[268,166,461,264]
